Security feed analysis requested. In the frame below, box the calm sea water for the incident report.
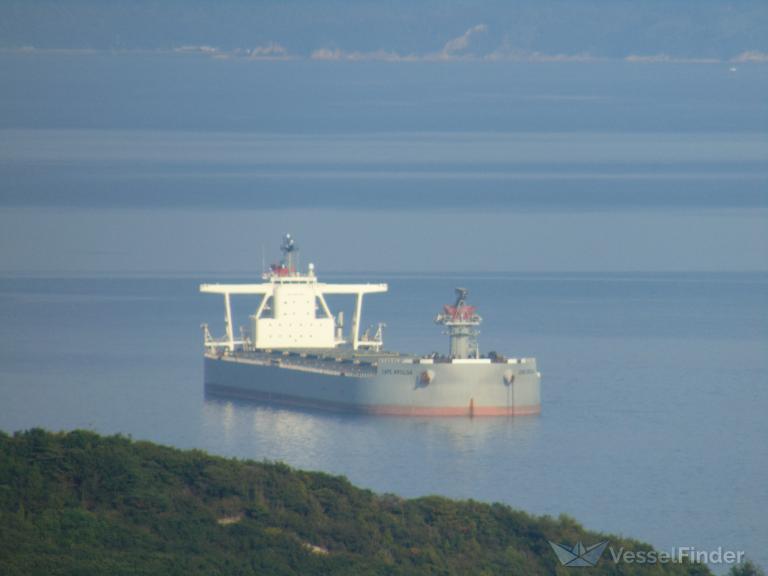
[0,272,765,571]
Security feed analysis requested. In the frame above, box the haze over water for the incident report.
[1,2,767,572]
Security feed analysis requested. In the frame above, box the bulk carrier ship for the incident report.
[200,234,540,416]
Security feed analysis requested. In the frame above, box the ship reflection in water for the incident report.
[201,386,542,495]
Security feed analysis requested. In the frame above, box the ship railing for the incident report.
[202,323,248,352]
[204,338,247,350]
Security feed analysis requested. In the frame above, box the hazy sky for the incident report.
[0,2,766,274]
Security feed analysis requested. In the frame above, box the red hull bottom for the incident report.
[205,384,541,417]
[366,404,541,416]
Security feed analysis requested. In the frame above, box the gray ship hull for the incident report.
[204,352,540,416]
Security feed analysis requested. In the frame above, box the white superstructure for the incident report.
[200,234,387,352]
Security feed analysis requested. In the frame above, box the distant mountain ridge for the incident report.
[1,1,766,59]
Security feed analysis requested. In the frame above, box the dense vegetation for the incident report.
[0,429,744,575]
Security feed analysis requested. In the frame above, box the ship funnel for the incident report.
[435,288,482,359]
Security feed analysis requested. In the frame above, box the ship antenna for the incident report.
[455,287,468,308]
[281,233,299,275]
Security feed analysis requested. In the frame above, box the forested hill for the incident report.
[1,429,712,576]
